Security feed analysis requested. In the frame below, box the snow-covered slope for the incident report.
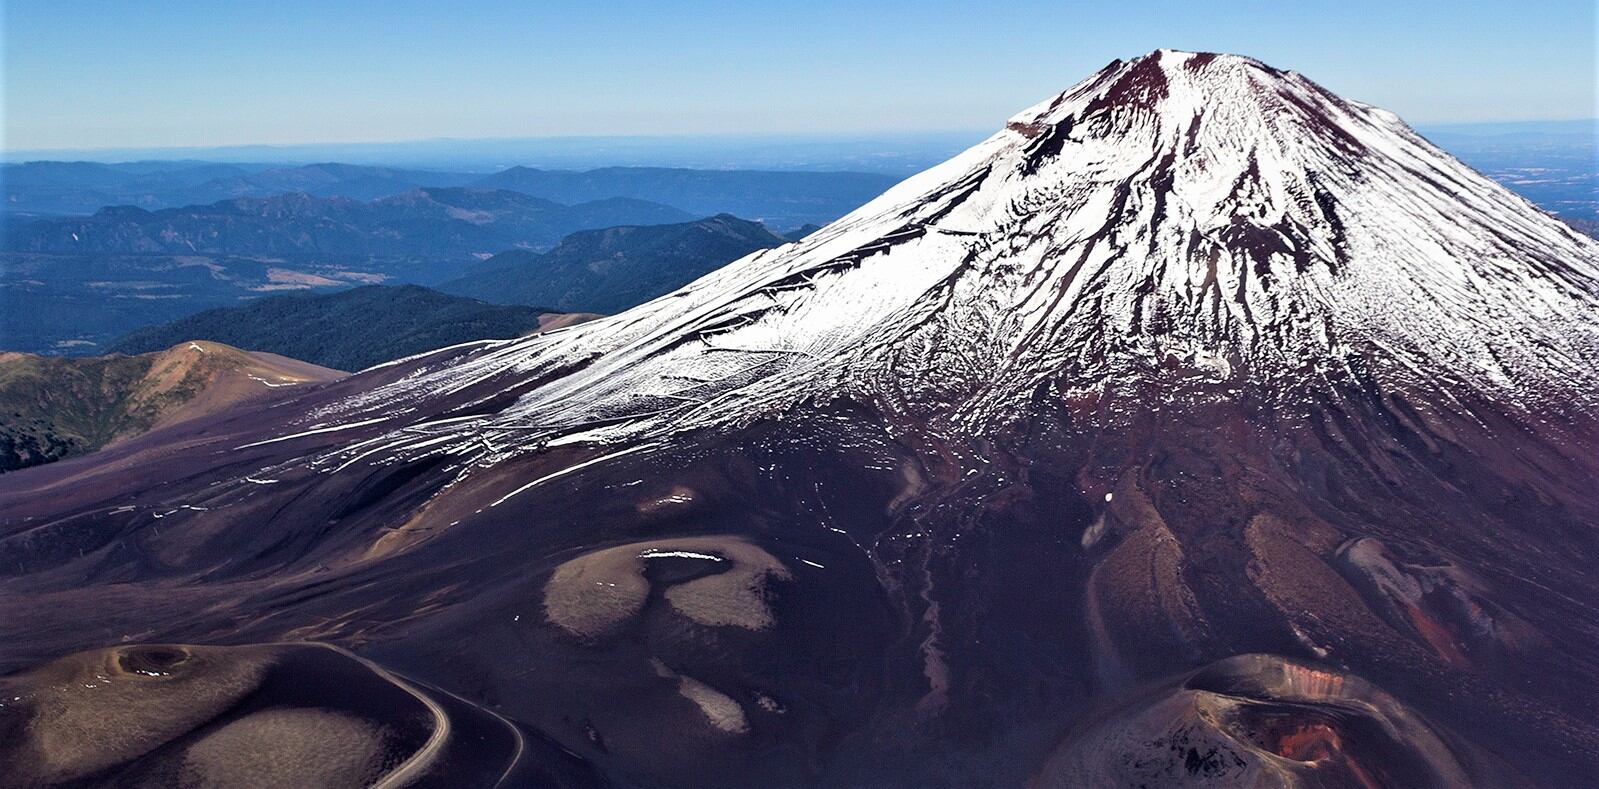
[317,49,1599,466]
[7,51,1599,788]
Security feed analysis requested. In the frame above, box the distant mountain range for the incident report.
[441,214,789,312]
[1423,120,1598,222]
[1,251,351,355]
[1,132,989,175]
[0,208,779,355]
[467,166,898,230]
[3,160,902,229]
[108,285,592,371]
[179,162,480,202]
[0,160,473,216]
[4,188,691,261]
[0,340,342,472]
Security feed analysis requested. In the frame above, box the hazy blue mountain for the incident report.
[440,214,787,313]
[2,132,986,174]
[1418,120,1598,221]
[186,163,479,203]
[5,188,692,260]
[4,161,137,189]
[6,123,1591,220]
[0,251,339,355]
[468,166,898,230]
[3,159,908,230]
[2,161,473,214]
[107,285,578,371]
[2,160,259,214]
[0,189,693,354]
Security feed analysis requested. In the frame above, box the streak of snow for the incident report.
[488,443,662,508]
[235,416,390,449]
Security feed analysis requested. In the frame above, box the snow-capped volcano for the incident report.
[5,51,1599,788]
[327,48,1599,463]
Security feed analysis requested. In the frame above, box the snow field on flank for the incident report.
[286,50,1599,474]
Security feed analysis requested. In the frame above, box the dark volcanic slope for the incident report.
[440,214,790,312]
[106,284,586,371]
[3,51,1599,788]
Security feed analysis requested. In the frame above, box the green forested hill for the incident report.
[108,285,578,371]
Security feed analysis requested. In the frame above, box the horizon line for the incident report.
[6,118,1595,161]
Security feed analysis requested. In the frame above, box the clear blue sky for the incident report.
[3,0,1594,152]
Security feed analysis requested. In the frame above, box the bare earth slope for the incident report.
[0,341,344,472]
[2,51,1597,787]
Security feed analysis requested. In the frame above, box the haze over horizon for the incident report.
[5,0,1595,155]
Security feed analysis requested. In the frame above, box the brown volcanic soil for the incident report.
[0,355,1595,787]
[537,311,603,332]
[0,341,344,472]
[0,641,597,787]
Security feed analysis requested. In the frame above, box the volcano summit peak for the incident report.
[317,50,1599,459]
